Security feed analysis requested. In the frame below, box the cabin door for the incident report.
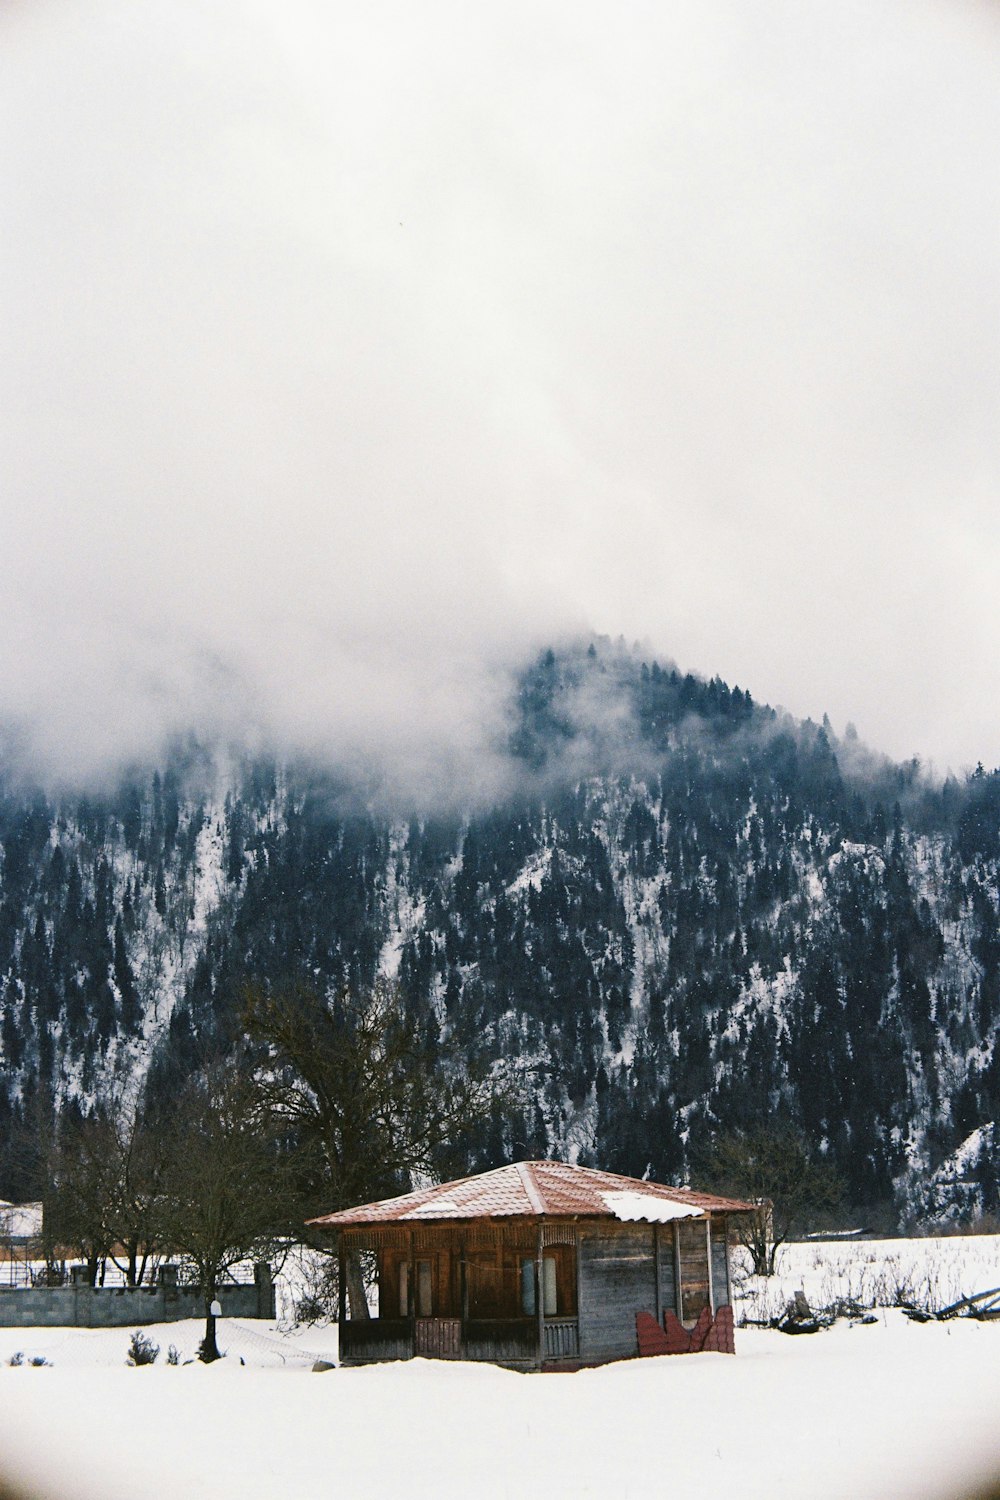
[413,1249,462,1358]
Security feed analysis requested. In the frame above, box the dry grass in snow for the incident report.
[735,1232,1000,1325]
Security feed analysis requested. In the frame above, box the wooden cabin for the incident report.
[308,1160,754,1369]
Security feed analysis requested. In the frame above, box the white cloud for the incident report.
[2,0,998,786]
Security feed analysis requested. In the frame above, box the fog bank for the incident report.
[2,0,998,787]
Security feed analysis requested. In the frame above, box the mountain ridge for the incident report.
[1,641,997,1227]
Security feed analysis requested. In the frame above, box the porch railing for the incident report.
[339,1318,413,1363]
[543,1317,579,1360]
[463,1317,538,1363]
[339,1314,580,1364]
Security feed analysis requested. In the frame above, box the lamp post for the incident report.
[202,1295,223,1362]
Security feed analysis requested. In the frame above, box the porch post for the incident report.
[338,1235,347,1326]
[653,1224,662,1324]
[706,1217,715,1315]
[460,1236,469,1329]
[722,1215,730,1306]
[408,1229,416,1347]
[535,1226,544,1369]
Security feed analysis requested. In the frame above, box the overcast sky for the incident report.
[2,0,999,789]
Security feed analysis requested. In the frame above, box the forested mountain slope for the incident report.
[2,642,998,1225]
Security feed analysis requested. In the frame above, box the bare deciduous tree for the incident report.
[243,978,514,1317]
[44,1083,171,1287]
[243,978,508,1210]
[44,1109,117,1284]
[697,1126,841,1276]
[158,1056,297,1360]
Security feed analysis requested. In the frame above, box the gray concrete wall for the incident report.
[0,1270,275,1328]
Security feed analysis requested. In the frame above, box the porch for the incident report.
[337,1221,580,1369]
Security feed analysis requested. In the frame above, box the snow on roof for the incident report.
[401,1199,464,1219]
[308,1161,755,1228]
[599,1191,704,1223]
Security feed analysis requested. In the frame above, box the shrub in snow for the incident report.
[166,1344,180,1366]
[127,1330,160,1366]
[294,1291,329,1326]
[279,1243,338,1328]
[8,1352,23,1366]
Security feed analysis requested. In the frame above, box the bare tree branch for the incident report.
[243,978,513,1214]
[697,1126,841,1276]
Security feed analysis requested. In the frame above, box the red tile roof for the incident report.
[307,1160,756,1227]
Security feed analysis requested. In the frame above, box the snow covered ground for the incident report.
[735,1231,1000,1324]
[0,1241,998,1500]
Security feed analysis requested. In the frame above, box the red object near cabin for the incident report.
[641,1305,736,1357]
[635,1310,671,1357]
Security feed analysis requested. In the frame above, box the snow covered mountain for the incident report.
[1,641,998,1226]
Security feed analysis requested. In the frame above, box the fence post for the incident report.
[253,1262,274,1319]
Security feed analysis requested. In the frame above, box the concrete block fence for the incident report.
[0,1263,274,1327]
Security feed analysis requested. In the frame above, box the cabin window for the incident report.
[542,1255,557,1315]
[377,1252,411,1318]
[546,1243,577,1315]
[519,1255,562,1316]
[520,1258,535,1315]
[416,1260,433,1317]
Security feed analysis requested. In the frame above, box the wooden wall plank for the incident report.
[656,1223,677,1316]
[676,1220,711,1323]
[710,1216,730,1307]
[578,1224,656,1362]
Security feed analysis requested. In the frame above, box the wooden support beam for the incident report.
[706,1216,715,1315]
[461,1238,469,1329]
[535,1226,544,1368]
[672,1221,682,1322]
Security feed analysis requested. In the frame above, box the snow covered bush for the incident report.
[126,1330,160,1366]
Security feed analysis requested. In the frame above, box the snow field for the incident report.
[736,1233,1000,1324]
[0,1241,998,1500]
[0,1317,338,1372]
[0,1314,998,1500]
